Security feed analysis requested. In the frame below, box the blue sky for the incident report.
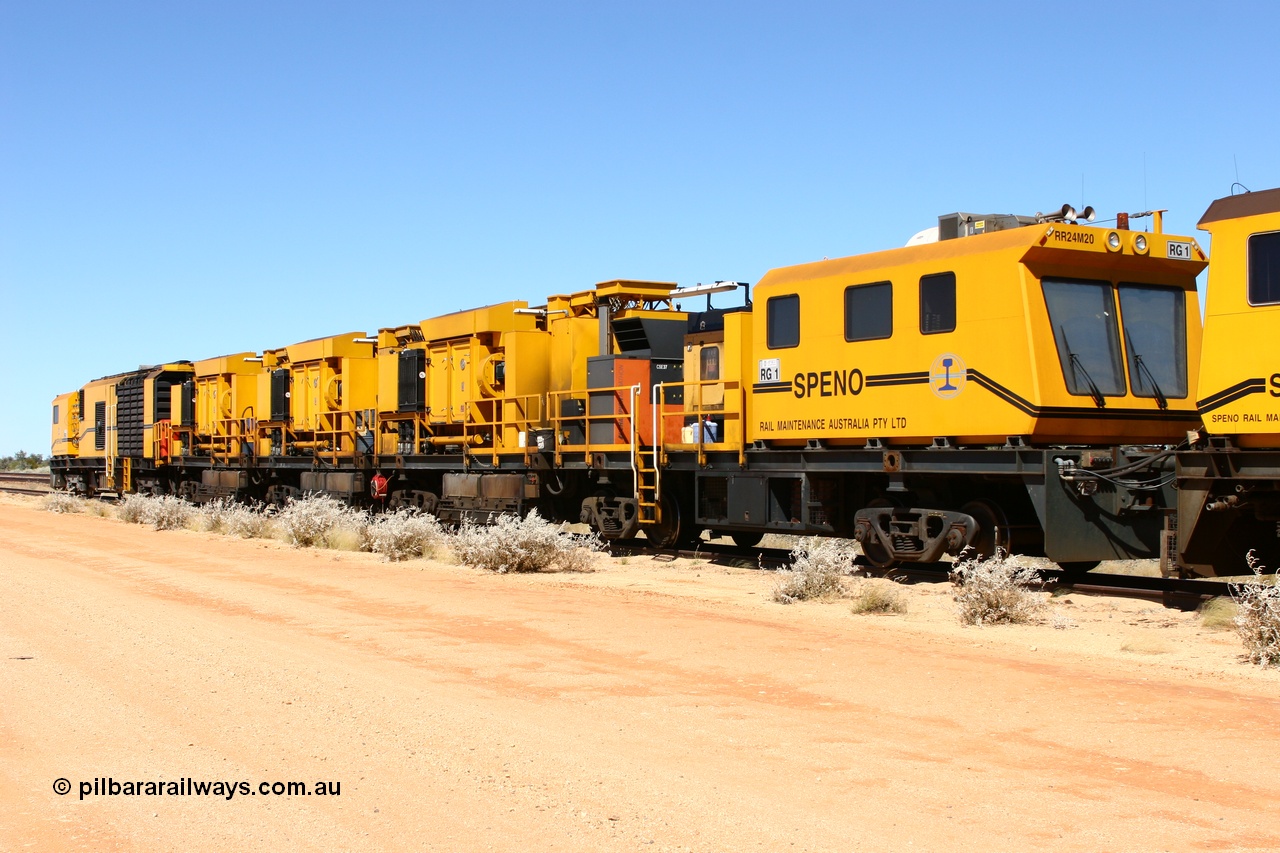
[3,2,1278,456]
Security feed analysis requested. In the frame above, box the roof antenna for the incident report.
[1231,156,1250,194]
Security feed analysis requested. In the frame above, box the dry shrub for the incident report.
[773,537,856,604]
[198,498,236,533]
[117,493,194,530]
[1050,611,1078,630]
[1198,596,1238,632]
[84,500,115,518]
[44,491,84,514]
[200,498,275,539]
[849,578,906,615]
[366,508,445,562]
[451,510,604,573]
[1231,553,1280,667]
[325,523,368,552]
[276,494,368,549]
[118,493,150,524]
[949,550,1044,626]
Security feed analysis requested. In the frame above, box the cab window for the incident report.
[767,295,799,349]
[53,405,59,425]
[844,281,892,342]
[1249,231,1280,305]
[1042,278,1126,400]
[700,345,720,380]
[1118,284,1188,399]
[920,272,956,334]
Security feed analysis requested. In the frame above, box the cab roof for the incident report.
[1199,187,1280,226]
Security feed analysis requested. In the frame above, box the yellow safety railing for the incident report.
[652,379,746,465]
[547,384,642,468]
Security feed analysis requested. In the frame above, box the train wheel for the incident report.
[647,492,682,549]
[960,499,1011,559]
[859,498,900,570]
[648,491,702,549]
[730,531,763,549]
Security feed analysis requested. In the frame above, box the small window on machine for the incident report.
[1118,284,1188,400]
[919,272,956,334]
[1042,278,1126,400]
[844,281,893,342]
[767,295,800,349]
[53,405,59,425]
[1248,231,1280,305]
[700,345,720,381]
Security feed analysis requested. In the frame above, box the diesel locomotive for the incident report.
[49,188,1278,578]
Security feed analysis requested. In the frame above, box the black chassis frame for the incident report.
[673,444,1172,565]
[51,443,1172,566]
[1175,443,1280,577]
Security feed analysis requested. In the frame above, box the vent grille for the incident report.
[398,349,426,412]
[94,401,106,450]
[270,370,290,421]
[116,375,145,457]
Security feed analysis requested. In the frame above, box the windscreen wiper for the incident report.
[1061,327,1106,408]
[1124,330,1168,410]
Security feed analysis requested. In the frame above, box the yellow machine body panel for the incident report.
[423,304,550,452]
[1196,188,1280,447]
[139,363,193,461]
[193,353,260,433]
[255,333,377,458]
[74,375,119,462]
[281,332,377,432]
[50,391,80,458]
[546,311,600,393]
[419,301,538,342]
[749,223,1206,447]
[190,353,261,459]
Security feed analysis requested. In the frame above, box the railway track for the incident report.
[606,537,1239,610]
[0,471,52,496]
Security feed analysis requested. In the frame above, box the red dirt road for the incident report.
[3,501,1279,852]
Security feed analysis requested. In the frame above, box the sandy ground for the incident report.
[3,495,1280,852]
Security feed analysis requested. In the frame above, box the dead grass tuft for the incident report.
[1231,552,1280,667]
[365,508,446,561]
[1198,596,1238,632]
[950,550,1044,626]
[849,578,906,615]
[451,510,604,573]
[83,499,116,518]
[275,494,368,549]
[43,491,85,514]
[1049,611,1078,630]
[772,537,856,604]
[118,493,194,530]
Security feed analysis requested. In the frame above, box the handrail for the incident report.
[629,383,640,500]
[547,384,650,465]
[651,378,746,467]
[652,381,662,504]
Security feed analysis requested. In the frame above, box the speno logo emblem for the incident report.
[929,353,966,399]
